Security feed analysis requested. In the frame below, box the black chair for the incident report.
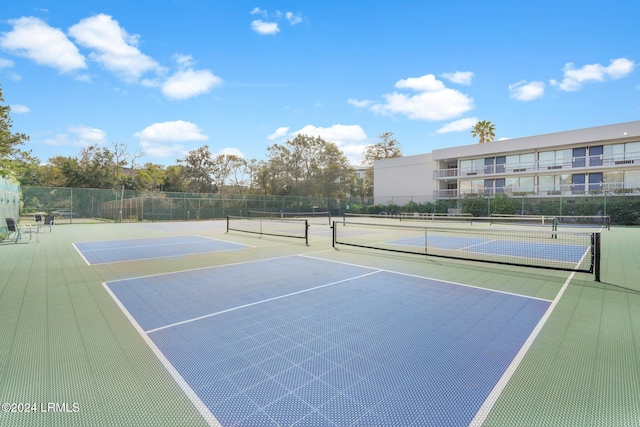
[35,214,43,231]
[5,218,21,243]
[44,215,55,232]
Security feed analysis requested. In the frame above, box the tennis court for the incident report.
[1,217,639,426]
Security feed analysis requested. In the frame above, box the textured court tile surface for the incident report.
[74,235,246,264]
[2,222,639,426]
[107,256,550,426]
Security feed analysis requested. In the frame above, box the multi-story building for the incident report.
[374,120,640,204]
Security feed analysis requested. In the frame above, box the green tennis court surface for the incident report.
[0,220,638,426]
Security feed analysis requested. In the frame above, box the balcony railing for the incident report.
[433,181,640,198]
[433,151,640,179]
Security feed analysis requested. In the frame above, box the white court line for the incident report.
[298,254,553,303]
[86,247,246,266]
[455,238,499,251]
[106,254,298,283]
[78,237,225,252]
[71,242,92,266]
[468,250,591,426]
[145,270,383,334]
[101,282,222,427]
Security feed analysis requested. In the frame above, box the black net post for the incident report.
[593,232,601,282]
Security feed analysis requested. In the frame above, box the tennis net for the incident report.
[332,220,601,280]
[490,214,610,230]
[248,210,331,225]
[227,216,309,245]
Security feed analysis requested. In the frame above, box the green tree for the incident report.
[264,134,353,198]
[0,84,37,179]
[162,165,188,192]
[210,154,247,194]
[134,163,166,192]
[361,132,402,198]
[178,145,214,193]
[471,120,496,144]
[75,145,121,188]
[362,132,402,167]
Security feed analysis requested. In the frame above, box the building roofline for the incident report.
[432,120,640,161]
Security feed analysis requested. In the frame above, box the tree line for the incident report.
[0,85,402,201]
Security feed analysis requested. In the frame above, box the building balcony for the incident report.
[433,181,640,199]
[433,153,640,179]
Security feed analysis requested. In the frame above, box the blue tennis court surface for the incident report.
[391,234,588,264]
[105,255,551,426]
[74,236,246,265]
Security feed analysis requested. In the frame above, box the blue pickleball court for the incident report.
[105,255,551,426]
[74,235,247,265]
[391,234,589,264]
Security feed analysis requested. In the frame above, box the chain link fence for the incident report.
[19,186,640,226]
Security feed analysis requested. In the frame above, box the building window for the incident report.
[603,141,640,164]
[539,174,571,194]
[460,179,484,194]
[538,149,572,169]
[505,153,535,172]
[505,176,534,193]
[460,158,484,175]
[625,170,640,188]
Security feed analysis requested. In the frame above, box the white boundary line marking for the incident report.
[101,282,222,427]
[298,254,553,302]
[79,238,227,252]
[71,242,92,266]
[145,270,382,333]
[106,254,299,283]
[76,235,248,265]
[468,249,590,426]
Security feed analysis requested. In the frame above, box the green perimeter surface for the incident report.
[0,220,638,426]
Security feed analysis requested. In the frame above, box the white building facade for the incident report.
[374,121,640,204]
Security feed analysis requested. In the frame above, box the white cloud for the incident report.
[251,20,280,35]
[347,98,374,108]
[10,104,30,114]
[293,124,367,143]
[436,117,479,134]
[267,126,290,140]
[43,125,107,147]
[509,80,545,101]
[134,120,208,158]
[286,12,302,25]
[68,14,161,82]
[250,8,301,34]
[161,69,223,100]
[134,120,208,142]
[173,53,195,68]
[395,74,445,92]
[441,71,474,85]
[357,74,474,121]
[0,16,86,73]
[550,57,635,92]
[0,58,15,68]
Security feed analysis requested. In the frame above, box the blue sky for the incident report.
[1,0,638,167]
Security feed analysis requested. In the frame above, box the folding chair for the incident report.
[5,218,21,243]
[44,215,55,232]
[35,214,43,232]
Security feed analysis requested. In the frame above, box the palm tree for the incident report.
[471,120,496,144]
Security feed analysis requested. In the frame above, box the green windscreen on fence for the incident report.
[1,176,20,231]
